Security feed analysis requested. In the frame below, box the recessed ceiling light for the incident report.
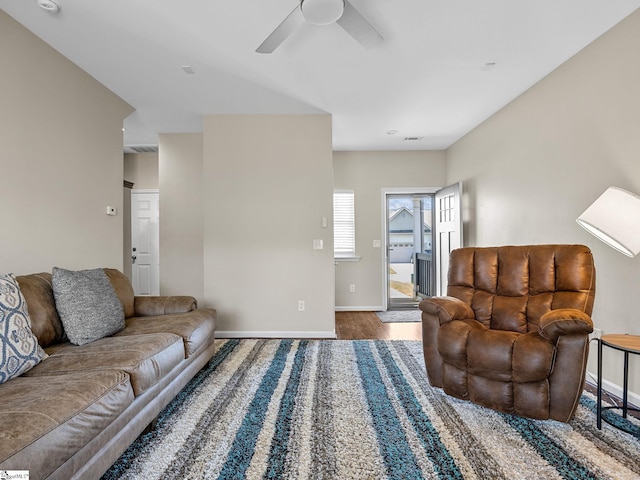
[37,0,60,13]
[482,62,497,71]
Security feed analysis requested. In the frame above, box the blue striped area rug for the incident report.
[102,339,640,480]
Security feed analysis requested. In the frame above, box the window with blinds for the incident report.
[333,190,355,256]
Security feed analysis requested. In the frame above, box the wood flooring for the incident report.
[335,311,422,340]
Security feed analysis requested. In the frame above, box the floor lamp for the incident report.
[576,186,640,430]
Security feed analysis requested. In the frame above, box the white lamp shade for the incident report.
[301,0,345,25]
[577,187,640,257]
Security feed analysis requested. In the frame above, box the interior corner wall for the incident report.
[445,9,640,398]
[124,152,160,190]
[0,11,133,275]
[158,133,204,301]
[203,115,335,337]
[333,151,446,310]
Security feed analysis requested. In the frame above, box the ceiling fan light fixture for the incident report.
[301,0,345,25]
[37,0,60,13]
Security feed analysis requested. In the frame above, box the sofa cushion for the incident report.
[104,268,135,319]
[0,370,133,479]
[0,273,47,384]
[116,309,217,357]
[25,333,184,395]
[16,272,65,347]
[134,295,198,316]
[52,267,125,345]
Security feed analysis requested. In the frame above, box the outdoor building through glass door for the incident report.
[386,194,434,308]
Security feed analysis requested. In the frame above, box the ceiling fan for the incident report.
[256,0,383,54]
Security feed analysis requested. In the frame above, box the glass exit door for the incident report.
[386,194,434,308]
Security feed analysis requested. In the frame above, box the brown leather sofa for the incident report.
[419,244,595,422]
[0,269,217,480]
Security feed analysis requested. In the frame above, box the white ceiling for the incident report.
[2,1,639,151]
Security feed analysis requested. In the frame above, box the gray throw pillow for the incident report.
[0,273,48,384]
[52,267,125,346]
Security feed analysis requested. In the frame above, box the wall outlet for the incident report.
[298,300,305,312]
[349,284,356,293]
[592,328,602,340]
[373,240,381,248]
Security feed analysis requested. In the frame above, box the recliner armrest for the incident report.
[134,296,198,316]
[419,296,475,325]
[538,309,593,342]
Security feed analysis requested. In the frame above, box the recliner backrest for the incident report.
[446,244,595,333]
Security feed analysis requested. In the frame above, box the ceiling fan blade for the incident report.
[256,6,305,54]
[336,0,383,49]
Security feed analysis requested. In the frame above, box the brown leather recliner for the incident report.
[419,244,595,422]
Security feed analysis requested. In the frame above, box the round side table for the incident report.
[597,333,640,431]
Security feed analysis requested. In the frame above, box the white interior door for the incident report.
[131,190,160,296]
[434,182,463,296]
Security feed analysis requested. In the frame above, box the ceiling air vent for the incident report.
[124,145,159,154]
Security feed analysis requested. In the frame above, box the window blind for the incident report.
[334,191,355,255]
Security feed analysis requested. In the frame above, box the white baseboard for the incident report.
[585,370,640,407]
[216,330,337,339]
[335,306,384,312]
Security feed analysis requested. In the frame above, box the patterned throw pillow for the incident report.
[0,273,47,384]
[52,267,125,346]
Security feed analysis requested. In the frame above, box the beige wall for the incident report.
[446,10,640,400]
[158,133,204,300]
[333,151,446,309]
[124,152,159,190]
[202,115,335,337]
[0,11,133,275]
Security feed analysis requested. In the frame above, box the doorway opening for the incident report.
[382,182,463,311]
[385,193,434,309]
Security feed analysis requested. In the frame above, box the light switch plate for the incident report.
[313,239,323,250]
